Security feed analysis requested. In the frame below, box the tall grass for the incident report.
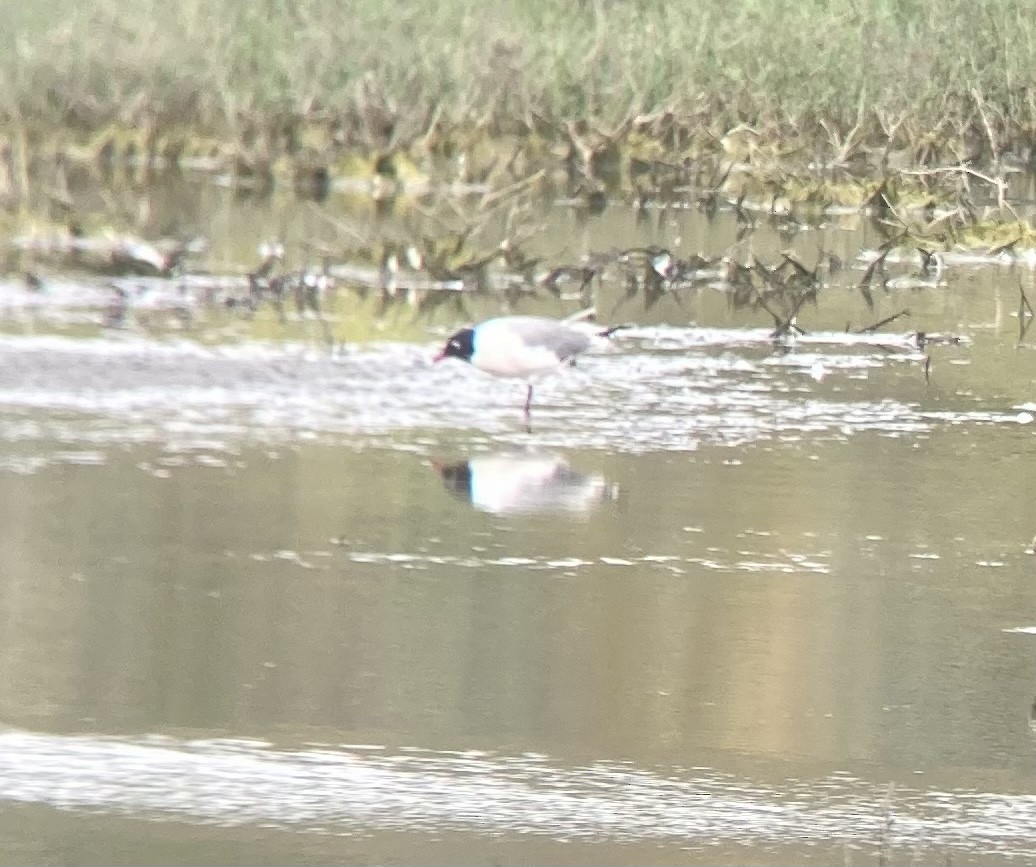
[2,0,1036,154]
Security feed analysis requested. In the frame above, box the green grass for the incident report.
[2,0,1036,162]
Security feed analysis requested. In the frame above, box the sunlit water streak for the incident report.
[0,330,1007,468]
[0,729,1034,859]
[337,549,832,575]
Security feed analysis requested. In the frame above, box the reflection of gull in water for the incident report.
[432,452,618,516]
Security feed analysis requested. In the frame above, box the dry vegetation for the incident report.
[2,0,1036,184]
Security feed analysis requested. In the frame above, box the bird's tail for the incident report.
[564,306,633,340]
[601,323,634,339]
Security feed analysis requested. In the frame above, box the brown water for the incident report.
[4,182,1036,864]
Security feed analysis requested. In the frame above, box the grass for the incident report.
[3,0,1036,167]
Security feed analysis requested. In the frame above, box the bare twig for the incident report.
[478,168,546,209]
[856,308,911,333]
[899,164,1016,217]
[1020,284,1036,319]
[971,87,1001,164]
[877,782,895,867]
[989,235,1023,258]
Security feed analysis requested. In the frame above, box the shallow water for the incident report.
[4,185,1036,864]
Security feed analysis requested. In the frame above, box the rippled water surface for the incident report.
[4,191,1036,865]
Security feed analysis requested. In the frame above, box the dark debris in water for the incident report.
[3,125,1035,352]
[1,217,978,357]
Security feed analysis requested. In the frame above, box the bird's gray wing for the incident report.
[505,316,592,361]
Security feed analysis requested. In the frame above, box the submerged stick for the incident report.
[751,288,806,339]
[856,308,911,333]
[1019,284,1035,342]
[1019,285,1035,319]
[877,781,896,867]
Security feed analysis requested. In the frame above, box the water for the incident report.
[3,182,1036,864]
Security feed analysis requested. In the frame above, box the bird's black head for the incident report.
[434,460,473,503]
[434,327,475,363]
